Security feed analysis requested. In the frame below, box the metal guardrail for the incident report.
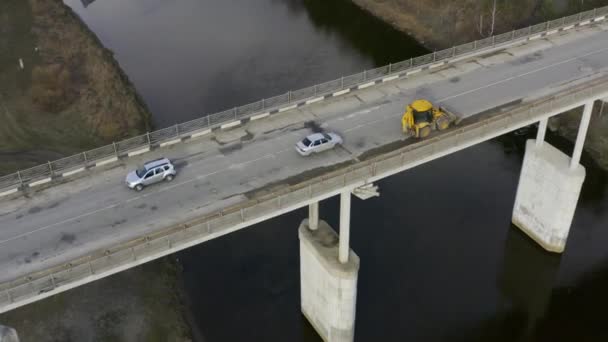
[1,6,607,192]
[1,75,608,313]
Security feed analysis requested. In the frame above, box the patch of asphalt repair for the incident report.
[510,51,544,66]
[28,206,42,214]
[243,159,355,199]
[218,142,243,156]
[472,98,524,117]
[23,251,40,264]
[241,130,254,142]
[112,219,127,228]
[450,76,461,83]
[172,159,189,170]
[241,108,512,200]
[475,48,509,60]
[60,232,76,244]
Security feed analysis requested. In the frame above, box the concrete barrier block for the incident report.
[190,129,211,139]
[29,178,52,187]
[357,81,374,90]
[306,97,324,105]
[0,188,19,198]
[159,139,182,147]
[250,112,270,121]
[220,121,241,130]
[127,147,150,157]
[62,167,85,177]
[332,89,350,96]
[95,157,118,167]
[382,75,399,82]
[429,62,446,69]
[406,68,421,76]
[278,104,297,113]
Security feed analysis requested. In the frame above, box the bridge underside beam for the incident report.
[299,219,359,342]
[512,140,585,253]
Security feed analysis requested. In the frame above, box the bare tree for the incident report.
[477,0,499,37]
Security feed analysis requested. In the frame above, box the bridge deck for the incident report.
[1,22,608,292]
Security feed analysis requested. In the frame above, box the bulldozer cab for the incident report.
[410,99,434,124]
[412,108,433,124]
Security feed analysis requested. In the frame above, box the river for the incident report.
[64,0,608,341]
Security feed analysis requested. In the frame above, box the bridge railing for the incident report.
[1,5,607,193]
[1,76,608,313]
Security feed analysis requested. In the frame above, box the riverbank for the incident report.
[0,256,192,342]
[0,0,151,175]
[0,0,193,340]
[349,0,608,170]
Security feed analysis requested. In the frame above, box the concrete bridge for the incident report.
[1,8,608,341]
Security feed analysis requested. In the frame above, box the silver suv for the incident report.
[125,157,176,191]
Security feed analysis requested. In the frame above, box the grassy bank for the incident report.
[349,0,608,49]
[0,0,194,340]
[0,256,192,342]
[0,0,151,175]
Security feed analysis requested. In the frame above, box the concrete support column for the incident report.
[0,325,19,342]
[299,220,359,342]
[308,202,319,230]
[536,118,548,147]
[339,191,351,264]
[512,140,585,253]
[570,101,593,169]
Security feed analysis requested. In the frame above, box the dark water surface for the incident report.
[64,0,608,341]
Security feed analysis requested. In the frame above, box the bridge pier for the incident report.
[0,325,19,342]
[300,191,359,342]
[512,101,592,253]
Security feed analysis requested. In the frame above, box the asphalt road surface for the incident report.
[1,23,607,284]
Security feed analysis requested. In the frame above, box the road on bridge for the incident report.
[1,23,607,284]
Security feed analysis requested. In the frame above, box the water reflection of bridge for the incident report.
[80,0,96,8]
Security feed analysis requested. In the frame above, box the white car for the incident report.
[295,132,343,156]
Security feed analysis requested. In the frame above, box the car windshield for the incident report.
[135,167,147,178]
[302,138,312,147]
[322,133,332,140]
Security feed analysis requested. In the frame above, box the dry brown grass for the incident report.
[30,63,73,112]
[350,0,605,49]
[0,0,151,175]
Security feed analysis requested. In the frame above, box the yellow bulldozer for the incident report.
[402,99,459,138]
